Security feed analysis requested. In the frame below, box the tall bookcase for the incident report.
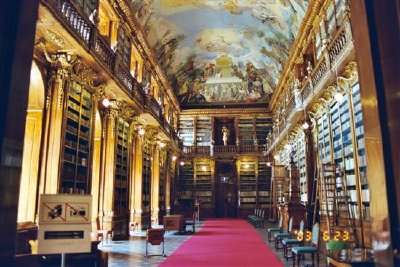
[142,141,151,229]
[194,159,213,208]
[112,118,130,239]
[255,117,272,145]
[159,151,166,216]
[351,83,369,220]
[178,160,194,205]
[238,160,257,208]
[61,80,93,194]
[195,117,212,146]
[257,161,272,208]
[179,118,194,146]
[238,118,254,145]
[114,118,129,217]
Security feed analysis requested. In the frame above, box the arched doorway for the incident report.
[17,61,45,222]
[215,160,237,218]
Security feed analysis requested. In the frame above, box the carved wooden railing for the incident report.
[90,30,115,71]
[285,96,296,119]
[47,0,92,45]
[311,56,328,87]
[115,61,133,92]
[182,144,265,155]
[145,96,163,121]
[132,80,145,105]
[328,19,352,66]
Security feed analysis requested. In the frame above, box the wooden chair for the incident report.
[253,209,265,228]
[146,228,166,258]
[267,215,283,242]
[96,217,112,245]
[274,216,292,249]
[282,220,305,261]
[291,223,320,267]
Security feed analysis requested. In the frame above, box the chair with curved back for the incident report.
[267,215,283,242]
[282,220,304,260]
[274,216,293,249]
[291,222,320,267]
[96,217,112,245]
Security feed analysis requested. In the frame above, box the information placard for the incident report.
[37,194,92,254]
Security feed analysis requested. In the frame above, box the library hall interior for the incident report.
[1,0,399,266]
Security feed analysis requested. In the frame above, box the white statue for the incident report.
[222,126,230,146]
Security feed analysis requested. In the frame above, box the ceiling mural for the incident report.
[129,0,309,106]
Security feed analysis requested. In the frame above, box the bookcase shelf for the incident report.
[239,160,256,207]
[195,117,212,146]
[179,118,194,146]
[258,161,272,208]
[238,118,254,145]
[61,80,93,194]
[255,117,272,145]
[178,161,194,202]
[142,141,151,228]
[194,160,214,208]
[114,118,129,217]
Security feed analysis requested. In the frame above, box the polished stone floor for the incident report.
[99,219,327,267]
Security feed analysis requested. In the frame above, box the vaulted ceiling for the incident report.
[130,0,309,108]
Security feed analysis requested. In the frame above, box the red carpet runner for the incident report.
[160,219,284,267]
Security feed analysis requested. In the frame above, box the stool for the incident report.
[145,229,166,258]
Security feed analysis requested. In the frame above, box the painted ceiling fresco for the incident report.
[129,0,309,106]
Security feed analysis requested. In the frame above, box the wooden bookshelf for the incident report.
[255,117,272,145]
[194,159,214,208]
[195,117,212,146]
[238,160,256,208]
[179,117,194,146]
[114,118,129,216]
[238,117,254,145]
[61,79,93,194]
[141,141,151,229]
[257,160,272,208]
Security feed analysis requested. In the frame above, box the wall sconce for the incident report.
[172,155,177,161]
[102,98,110,107]
[201,166,207,171]
[179,161,185,166]
[334,92,344,102]
[266,161,271,167]
[302,121,310,130]
[244,164,250,169]
[138,126,145,136]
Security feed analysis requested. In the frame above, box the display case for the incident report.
[239,160,257,208]
[195,117,212,146]
[61,79,93,194]
[179,118,194,146]
[238,118,254,145]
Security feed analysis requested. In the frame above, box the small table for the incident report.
[327,249,374,267]
[163,215,186,233]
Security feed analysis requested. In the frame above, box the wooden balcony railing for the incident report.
[182,145,266,155]
[90,30,115,71]
[49,0,91,46]
[145,96,162,122]
[311,56,328,87]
